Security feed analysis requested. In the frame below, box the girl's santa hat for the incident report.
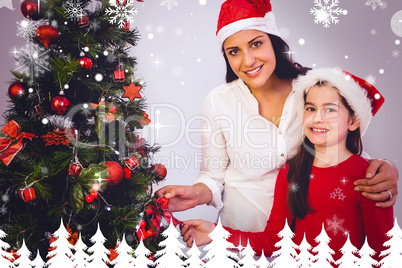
[292,68,385,136]
[216,0,281,47]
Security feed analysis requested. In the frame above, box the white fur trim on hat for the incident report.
[292,68,373,136]
[217,12,281,47]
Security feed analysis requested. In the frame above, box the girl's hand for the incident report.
[181,220,215,247]
[354,159,399,208]
[154,183,213,212]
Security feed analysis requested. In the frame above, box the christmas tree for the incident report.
[270,219,299,268]
[0,0,166,258]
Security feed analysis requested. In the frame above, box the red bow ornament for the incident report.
[0,121,36,165]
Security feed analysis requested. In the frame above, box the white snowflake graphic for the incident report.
[370,28,377,35]
[64,0,85,22]
[89,19,101,32]
[392,50,400,58]
[105,0,138,28]
[161,0,178,11]
[365,0,384,11]
[310,0,347,28]
[365,75,376,85]
[326,215,346,236]
[289,182,299,192]
[0,207,6,215]
[13,44,50,78]
[16,19,43,41]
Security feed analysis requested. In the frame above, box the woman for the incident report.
[155,0,398,232]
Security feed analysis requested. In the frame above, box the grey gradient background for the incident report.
[0,0,401,224]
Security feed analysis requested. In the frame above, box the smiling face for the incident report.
[223,29,276,91]
[303,85,360,153]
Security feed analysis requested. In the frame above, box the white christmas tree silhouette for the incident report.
[132,239,153,267]
[255,250,270,268]
[46,219,74,268]
[297,233,314,268]
[185,239,205,268]
[72,233,90,268]
[86,223,110,268]
[355,236,378,268]
[336,234,359,268]
[379,217,402,267]
[310,223,335,268]
[14,239,33,268]
[203,218,239,268]
[238,239,257,268]
[155,220,187,268]
[270,219,299,268]
[0,229,15,267]
[110,234,136,267]
[30,249,46,268]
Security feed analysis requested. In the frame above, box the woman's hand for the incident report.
[354,159,399,208]
[154,183,213,212]
[181,220,215,247]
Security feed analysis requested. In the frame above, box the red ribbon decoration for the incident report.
[0,121,36,166]
[156,196,182,227]
[137,197,182,241]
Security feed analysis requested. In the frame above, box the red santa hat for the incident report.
[216,0,281,47]
[292,68,385,136]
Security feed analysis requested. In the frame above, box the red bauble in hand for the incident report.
[105,161,124,186]
[8,82,28,100]
[51,96,70,115]
[35,25,60,48]
[151,163,167,179]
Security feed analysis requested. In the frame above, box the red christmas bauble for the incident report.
[85,194,94,203]
[51,96,70,115]
[79,57,93,69]
[8,82,28,100]
[35,25,60,48]
[151,163,167,179]
[21,0,43,20]
[105,161,124,186]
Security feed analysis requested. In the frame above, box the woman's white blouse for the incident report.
[193,79,304,232]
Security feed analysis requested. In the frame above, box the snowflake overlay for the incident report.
[64,0,85,22]
[16,19,42,41]
[392,50,400,58]
[105,0,138,28]
[310,0,347,28]
[161,0,178,11]
[326,215,348,236]
[289,182,300,192]
[13,44,50,78]
[365,0,384,11]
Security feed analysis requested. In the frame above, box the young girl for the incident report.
[181,68,394,265]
